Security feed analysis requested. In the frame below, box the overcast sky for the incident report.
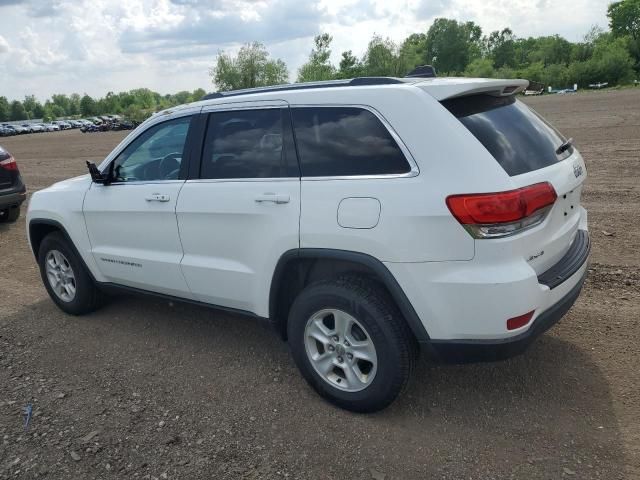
[0,0,610,101]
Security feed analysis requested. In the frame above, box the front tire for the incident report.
[288,276,417,413]
[38,232,103,315]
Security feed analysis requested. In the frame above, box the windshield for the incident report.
[442,94,573,176]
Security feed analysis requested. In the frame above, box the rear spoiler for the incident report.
[416,78,529,101]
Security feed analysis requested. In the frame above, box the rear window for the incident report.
[291,107,411,177]
[442,95,572,176]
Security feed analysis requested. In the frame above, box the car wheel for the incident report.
[38,232,103,315]
[287,275,417,413]
[0,206,20,223]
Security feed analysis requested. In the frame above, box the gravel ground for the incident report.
[1,89,639,479]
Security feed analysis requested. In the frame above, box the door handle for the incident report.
[255,193,290,204]
[145,193,170,202]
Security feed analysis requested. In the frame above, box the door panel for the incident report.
[83,114,197,298]
[83,181,194,298]
[176,179,300,314]
[176,105,300,316]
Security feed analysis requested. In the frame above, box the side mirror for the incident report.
[86,161,107,184]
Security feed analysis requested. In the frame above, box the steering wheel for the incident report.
[158,152,181,180]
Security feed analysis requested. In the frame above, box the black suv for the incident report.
[0,146,26,223]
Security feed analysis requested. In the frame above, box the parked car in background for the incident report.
[0,145,26,223]
[0,125,16,136]
[54,121,72,130]
[30,124,46,133]
[10,125,28,134]
[69,120,83,128]
[44,123,60,132]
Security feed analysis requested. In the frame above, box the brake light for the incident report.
[446,182,557,238]
[507,311,534,330]
[0,156,18,171]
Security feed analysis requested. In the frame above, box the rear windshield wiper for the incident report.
[556,138,573,155]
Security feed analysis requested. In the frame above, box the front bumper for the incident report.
[428,267,587,363]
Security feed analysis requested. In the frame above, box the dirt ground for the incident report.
[1,89,639,479]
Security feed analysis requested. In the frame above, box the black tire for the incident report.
[288,275,417,413]
[0,206,20,223]
[38,232,103,315]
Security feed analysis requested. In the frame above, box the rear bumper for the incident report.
[0,185,26,210]
[428,267,587,363]
[385,227,590,360]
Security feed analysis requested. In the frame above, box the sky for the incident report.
[0,0,611,101]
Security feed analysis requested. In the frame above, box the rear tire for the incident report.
[0,206,20,223]
[288,275,417,413]
[38,232,103,315]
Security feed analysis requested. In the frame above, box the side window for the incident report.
[111,116,191,182]
[200,109,295,179]
[291,107,411,177]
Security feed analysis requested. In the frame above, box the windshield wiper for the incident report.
[556,138,573,155]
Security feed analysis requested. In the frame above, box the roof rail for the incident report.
[405,65,437,78]
[201,77,406,101]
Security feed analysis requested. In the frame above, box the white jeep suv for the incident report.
[27,76,590,412]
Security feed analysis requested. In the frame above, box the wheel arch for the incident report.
[269,249,430,344]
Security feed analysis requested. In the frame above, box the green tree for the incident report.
[336,50,363,79]
[485,28,517,68]
[608,0,640,39]
[425,19,483,73]
[464,58,495,77]
[51,94,71,116]
[192,88,206,101]
[608,0,640,72]
[80,94,97,116]
[362,36,401,76]
[297,33,336,82]
[211,42,289,91]
[0,96,9,122]
[10,100,27,121]
[398,33,427,75]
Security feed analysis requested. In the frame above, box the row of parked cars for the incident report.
[0,115,136,136]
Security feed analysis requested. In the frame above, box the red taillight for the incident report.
[0,156,18,171]
[507,311,534,330]
[446,182,557,238]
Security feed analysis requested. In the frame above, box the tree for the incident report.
[192,88,206,101]
[211,42,289,91]
[297,33,336,82]
[425,19,483,73]
[398,33,427,75]
[485,28,517,68]
[608,0,640,40]
[0,96,9,122]
[362,36,401,76]
[51,94,71,116]
[336,50,363,79]
[608,0,640,72]
[10,101,27,121]
[80,95,97,116]
[68,93,81,116]
[464,58,495,77]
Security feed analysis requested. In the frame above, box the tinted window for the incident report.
[201,109,294,179]
[291,107,411,177]
[442,95,572,176]
[112,116,191,182]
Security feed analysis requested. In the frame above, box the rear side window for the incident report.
[442,95,572,176]
[200,109,296,179]
[291,107,411,177]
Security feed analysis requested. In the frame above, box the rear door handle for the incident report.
[145,193,170,202]
[255,193,290,204]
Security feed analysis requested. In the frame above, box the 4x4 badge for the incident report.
[573,162,583,178]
